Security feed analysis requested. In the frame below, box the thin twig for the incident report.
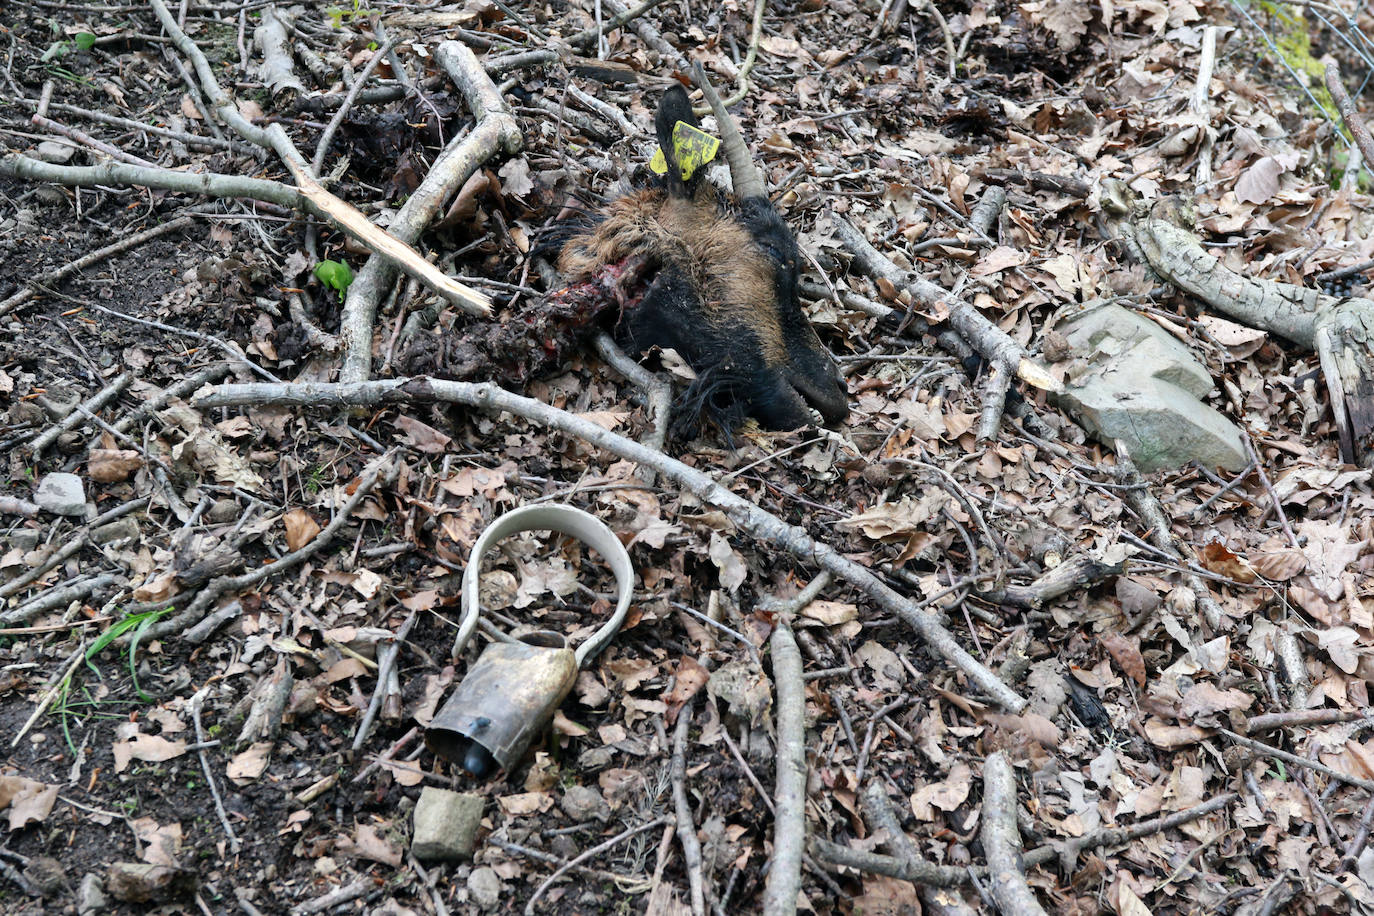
[1220,728,1374,792]
[672,699,707,916]
[523,816,671,915]
[351,609,418,751]
[1326,61,1374,179]
[27,371,133,455]
[191,687,241,852]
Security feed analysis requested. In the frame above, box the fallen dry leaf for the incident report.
[226,742,273,782]
[1100,632,1147,687]
[88,449,143,483]
[663,656,709,726]
[282,508,320,552]
[112,734,187,773]
[909,762,972,820]
[0,774,58,831]
[1199,541,1257,583]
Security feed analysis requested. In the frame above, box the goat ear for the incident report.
[655,85,699,191]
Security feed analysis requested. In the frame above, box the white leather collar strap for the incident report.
[453,504,635,668]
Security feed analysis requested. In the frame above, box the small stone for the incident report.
[6,528,40,551]
[77,873,106,914]
[467,867,503,910]
[105,863,196,903]
[34,140,76,163]
[33,473,87,516]
[550,834,578,859]
[56,431,85,454]
[23,856,65,897]
[33,186,67,207]
[412,787,484,862]
[205,499,239,524]
[92,517,140,546]
[560,784,610,823]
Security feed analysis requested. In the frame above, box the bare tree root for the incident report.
[339,40,522,382]
[981,752,1047,916]
[830,216,1059,441]
[1105,181,1374,466]
[194,379,1028,711]
[764,619,806,916]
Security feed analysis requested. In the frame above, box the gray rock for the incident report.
[206,498,240,524]
[1055,368,1247,472]
[411,787,484,862]
[92,517,140,546]
[6,528,41,550]
[467,867,503,910]
[1053,301,1215,398]
[34,140,76,163]
[104,863,196,903]
[1046,302,1247,472]
[560,784,611,822]
[23,856,65,897]
[33,473,87,516]
[77,873,107,914]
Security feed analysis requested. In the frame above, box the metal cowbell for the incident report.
[425,504,635,777]
[425,630,579,776]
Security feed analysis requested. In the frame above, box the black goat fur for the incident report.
[556,85,849,433]
[402,85,849,437]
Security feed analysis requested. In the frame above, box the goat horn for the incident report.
[691,64,766,200]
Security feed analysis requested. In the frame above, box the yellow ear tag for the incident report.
[648,120,720,180]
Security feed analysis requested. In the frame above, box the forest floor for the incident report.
[3,0,1374,914]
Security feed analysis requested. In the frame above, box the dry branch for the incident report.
[764,619,807,916]
[254,7,306,98]
[831,215,1059,440]
[1326,61,1374,180]
[981,551,1125,611]
[981,752,1047,916]
[0,573,120,627]
[193,378,1027,711]
[27,371,133,456]
[339,40,522,382]
[819,789,1237,883]
[126,455,397,643]
[671,700,707,916]
[156,0,488,317]
[0,496,149,600]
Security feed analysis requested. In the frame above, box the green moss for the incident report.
[1252,2,1338,121]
